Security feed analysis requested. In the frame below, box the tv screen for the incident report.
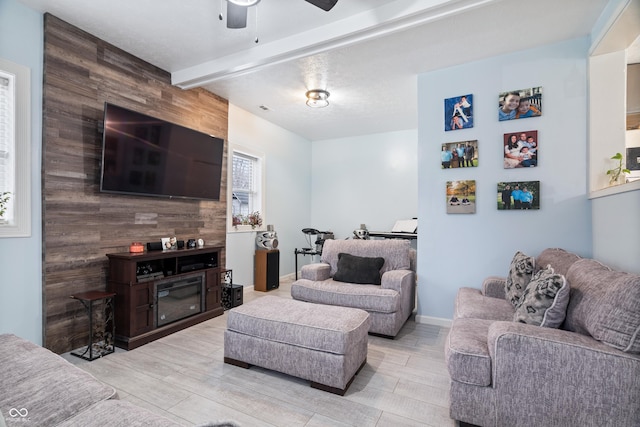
[100,103,224,201]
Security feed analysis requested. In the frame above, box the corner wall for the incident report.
[0,0,43,345]
[42,15,229,353]
[417,38,592,321]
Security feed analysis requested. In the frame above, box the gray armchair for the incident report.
[291,239,416,337]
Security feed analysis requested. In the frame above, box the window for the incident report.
[228,146,265,231]
[0,58,31,237]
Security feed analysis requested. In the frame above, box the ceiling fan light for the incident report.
[306,89,330,108]
[228,0,261,6]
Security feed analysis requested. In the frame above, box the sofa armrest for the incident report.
[488,322,640,426]
[300,263,331,281]
[381,269,416,315]
[482,276,506,299]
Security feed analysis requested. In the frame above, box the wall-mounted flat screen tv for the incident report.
[100,103,224,201]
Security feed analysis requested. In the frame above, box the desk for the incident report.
[70,291,116,361]
[294,248,321,280]
[368,231,417,240]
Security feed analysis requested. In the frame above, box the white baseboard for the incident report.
[280,272,296,282]
[415,314,452,328]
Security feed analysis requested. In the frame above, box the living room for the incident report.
[1,0,639,424]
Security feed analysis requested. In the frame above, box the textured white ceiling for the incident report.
[17,0,615,140]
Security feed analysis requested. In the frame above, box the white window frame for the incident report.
[227,144,266,233]
[0,58,31,238]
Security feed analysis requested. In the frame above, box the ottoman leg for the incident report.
[310,358,367,396]
[224,356,252,369]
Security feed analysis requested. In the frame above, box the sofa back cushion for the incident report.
[321,239,411,277]
[564,258,640,353]
[536,248,581,276]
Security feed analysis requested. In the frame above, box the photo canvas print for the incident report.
[497,181,540,210]
[444,94,473,131]
[441,140,478,169]
[498,87,542,121]
[446,180,476,214]
[503,130,538,169]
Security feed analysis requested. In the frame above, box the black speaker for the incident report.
[265,250,279,290]
[147,241,163,251]
[177,240,184,249]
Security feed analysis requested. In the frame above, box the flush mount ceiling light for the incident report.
[306,89,330,108]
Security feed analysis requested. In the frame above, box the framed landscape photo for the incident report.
[444,94,473,131]
[441,140,478,169]
[498,87,542,121]
[503,130,538,169]
[446,180,476,214]
[497,181,540,210]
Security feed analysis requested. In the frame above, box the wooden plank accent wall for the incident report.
[42,14,229,354]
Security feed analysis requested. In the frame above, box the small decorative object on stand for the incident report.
[197,238,204,247]
[221,269,243,310]
[353,224,369,239]
[187,238,197,249]
[129,242,144,253]
[256,224,278,250]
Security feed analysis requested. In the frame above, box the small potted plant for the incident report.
[606,153,630,186]
[0,191,10,223]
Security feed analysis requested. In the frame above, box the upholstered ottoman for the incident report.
[224,295,370,395]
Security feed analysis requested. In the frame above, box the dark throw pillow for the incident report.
[505,251,535,307]
[333,253,385,285]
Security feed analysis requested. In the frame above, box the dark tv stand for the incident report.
[106,246,224,350]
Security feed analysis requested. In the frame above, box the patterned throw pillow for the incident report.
[505,251,535,307]
[513,265,570,328]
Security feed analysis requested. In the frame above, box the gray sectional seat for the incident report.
[224,295,370,395]
[291,239,416,337]
[446,248,640,427]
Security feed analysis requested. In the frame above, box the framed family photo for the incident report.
[441,140,478,169]
[497,181,540,210]
[503,130,538,169]
[444,94,473,131]
[498,87,542,121]
[446,180,476,214]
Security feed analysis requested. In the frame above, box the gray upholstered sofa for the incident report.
[446,248,640,427]
[0,333,236,426]
[291,239,416,337]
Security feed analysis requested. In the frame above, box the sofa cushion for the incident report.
[0,334,117,426]
[226,295,370,355]
[535,247,582,277]
[445,318,493,386]
[505,251,535,307]
[291,279,400,313]
[454,287,514,321]
[320,239,411,276]
[513,265,570,328]
[333,253,385,285]
[565,259,640,353]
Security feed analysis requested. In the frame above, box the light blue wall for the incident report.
[226,104,312,286]
[592,190,640,273]
[417,38,592,321]
[0,0,43,344]
[310,130,418,240]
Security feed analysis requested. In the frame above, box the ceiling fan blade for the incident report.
[227,2,248,28]
[304,0,338,12]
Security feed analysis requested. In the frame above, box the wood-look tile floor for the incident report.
[64,279,454,427]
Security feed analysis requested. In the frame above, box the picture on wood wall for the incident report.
[446,180,476,214]
[497,181,540,210]
[503,130,538,169]
[442,140,478,169]
[444,94,473,131]
[498,87,542,121]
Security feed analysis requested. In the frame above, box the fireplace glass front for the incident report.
[155,273,205,327]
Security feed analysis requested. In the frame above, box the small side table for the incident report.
[70,291,116,361]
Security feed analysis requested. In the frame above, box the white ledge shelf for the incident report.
[589,179,640,199]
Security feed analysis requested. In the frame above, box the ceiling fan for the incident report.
[222,0,339,29]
